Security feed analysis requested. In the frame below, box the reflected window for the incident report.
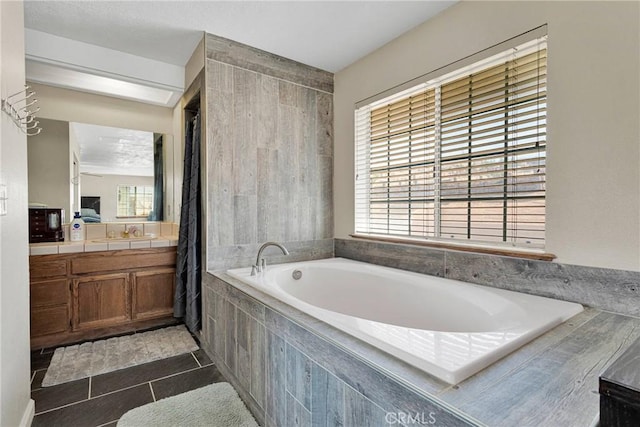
[117,185,154,218]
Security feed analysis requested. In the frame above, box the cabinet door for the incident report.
[72,273,131,330]
[132,268,175,320]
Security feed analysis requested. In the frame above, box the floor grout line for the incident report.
[30,371,36,384]
[191,351,202,368]
[149,382,157,402]
[95,420,119,427]
[35,397,91,416]
[32,343,213,420]
[39,358,209,412]
[145,363,210,390]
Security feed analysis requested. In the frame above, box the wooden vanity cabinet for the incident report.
[29,247,178,349]
[30,279,69,337]
[30,258,71,338]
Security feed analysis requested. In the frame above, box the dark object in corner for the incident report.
[599,335,640,426]
[29,208,65,243]
[81,196,101,214]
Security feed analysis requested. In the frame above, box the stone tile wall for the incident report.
[202,273,475,427]
[204,33,334,272]
[335,238,640,317]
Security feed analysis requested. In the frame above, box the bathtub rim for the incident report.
[251,257,579,333]
[210,259,592,425]
[226,257,583,384]
[209,267,483,425]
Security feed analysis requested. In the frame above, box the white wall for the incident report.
[334,1,640,271]
[27,118,70,212]
[69,121,80,214]
[0,0,35,425]
[184,34,204,90]
[172,103,183,224]
[82,174,154,222]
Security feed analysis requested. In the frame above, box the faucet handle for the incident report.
[251,265,259,276]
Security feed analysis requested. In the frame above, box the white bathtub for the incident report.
[227,257,583,384]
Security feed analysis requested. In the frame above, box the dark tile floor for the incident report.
[30,339,226,427]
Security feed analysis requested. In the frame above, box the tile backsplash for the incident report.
[85,224,107,240]
[76,222,177,241]
[30,222,180,255]
[105,223,126,238]
[143,223,161,236]
[161,222,173,236]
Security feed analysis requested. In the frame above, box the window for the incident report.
[355,36,547,249]
[116,185,154,218]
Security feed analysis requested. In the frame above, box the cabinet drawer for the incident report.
[31,279,68,308]
[31,305,69,337]
[71,249,176,275]
[30,259,68,279]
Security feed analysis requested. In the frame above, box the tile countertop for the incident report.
[29,236,179,255]
[214,270,640,427]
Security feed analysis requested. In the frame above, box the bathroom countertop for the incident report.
[29,236,179,255]
[214,270,640,426]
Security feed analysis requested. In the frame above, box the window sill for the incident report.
[349,234,556,262]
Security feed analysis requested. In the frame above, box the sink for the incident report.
[91,236,158,243]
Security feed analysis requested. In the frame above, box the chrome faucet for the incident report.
[251,241,289,275]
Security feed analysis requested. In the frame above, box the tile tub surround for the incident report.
[203,33,333,273]
[335,238,640,318]
[203,271,640,427]
[207,238,334,271]
[226,258,584,385]
[202,273,475,427]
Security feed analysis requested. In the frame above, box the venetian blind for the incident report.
[355,36,547,248]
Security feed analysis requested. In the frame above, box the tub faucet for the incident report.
[251,242,289,275]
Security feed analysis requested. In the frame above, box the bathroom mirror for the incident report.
[27,118,174,223]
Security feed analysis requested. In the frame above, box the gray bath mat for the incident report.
[42,325,199,387]
[117,382,258,427]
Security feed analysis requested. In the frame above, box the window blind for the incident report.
[355,36,547,248]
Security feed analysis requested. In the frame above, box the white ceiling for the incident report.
[24,1,456,73]
[71,123,155,177]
